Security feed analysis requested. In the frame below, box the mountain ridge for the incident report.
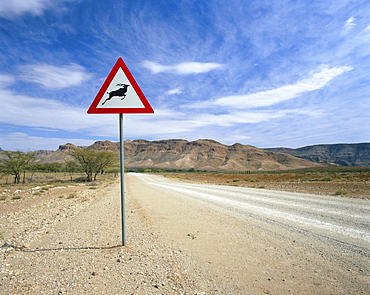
[263,143,370,167]
[37,139,323,171]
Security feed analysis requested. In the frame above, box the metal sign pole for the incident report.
[119,113,126,246]
[87,58,153,247]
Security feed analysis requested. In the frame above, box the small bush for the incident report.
[12,195,21,200]
[310,177,333,181]
[0,195,7,201]
[67,193,77,199]
[334,190,348,196]
[33,192,41,196]
[248,178,259,183]
[233,179,239,182]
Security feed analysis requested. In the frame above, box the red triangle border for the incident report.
[87,57,154,114]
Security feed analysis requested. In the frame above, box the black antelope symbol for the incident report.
[102,83,130,105]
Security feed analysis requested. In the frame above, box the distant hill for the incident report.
[40,139,322,171]
[264,143,370,167]
[124,139,325,171]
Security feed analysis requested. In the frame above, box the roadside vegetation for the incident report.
[0,149,119,185]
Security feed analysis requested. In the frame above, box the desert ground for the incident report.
[0,171,369,294]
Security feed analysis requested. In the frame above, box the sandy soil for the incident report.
[0,175,369,294]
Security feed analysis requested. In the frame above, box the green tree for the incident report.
[71,148,118,182]
[44,162,63,173]
[0,151,36,184]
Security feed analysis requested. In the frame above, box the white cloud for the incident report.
[141,61,224,74]
[213,66,353,108]
[343,17,357,32]
[0,87,115,132]
[19,63,92,89]
[190,108,321,128]
[0,65,347,151]
[165,88,183,95]
[175,62,224,74]
[0,0,53,18]
[0,73,15,88]
[0,83,327,150]
[0,85,190,140]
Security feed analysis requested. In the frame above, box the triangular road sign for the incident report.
[87,57,154,114]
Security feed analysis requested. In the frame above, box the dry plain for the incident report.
[0,172,369,294]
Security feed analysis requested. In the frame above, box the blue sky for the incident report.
[0,0,369,151]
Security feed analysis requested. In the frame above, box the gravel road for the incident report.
[127,173,370,294]
[1,173,369,294]
[137,174,370,253]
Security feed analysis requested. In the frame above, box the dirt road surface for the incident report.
[1,173,369,294]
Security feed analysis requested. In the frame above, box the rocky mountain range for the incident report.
[38,139,323,171]
[2,140,369,171]
[264,143,370,167]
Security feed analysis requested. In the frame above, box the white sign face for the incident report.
[97,69,145,109]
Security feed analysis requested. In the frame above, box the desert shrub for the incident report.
[333,178,347,182]
[33,192,41,196]
[0,195,6,201]
[233,179,239,182]
[248,178,259,182]
[12,195,21,200]
[334,190,348,196]
[310,177,333,181]
[67,193,77,199]
[73,176,89,182]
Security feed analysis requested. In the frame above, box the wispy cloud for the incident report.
[165,88,183,95]
[141,61,224,74]
[0,78,315,143]
[343,17,357,32]
[0,85,116,133]
[0,73,15,88]
[193,66,353,109]
[19,63,92,89]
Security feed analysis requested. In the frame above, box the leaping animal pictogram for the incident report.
[102,83,130,105]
